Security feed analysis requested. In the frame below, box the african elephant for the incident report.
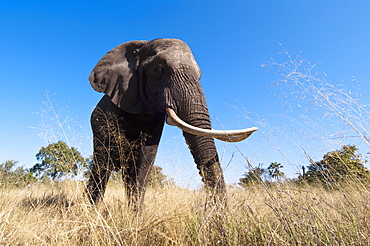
[86,38,257,207]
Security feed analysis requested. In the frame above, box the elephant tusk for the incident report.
[166,108,258,142]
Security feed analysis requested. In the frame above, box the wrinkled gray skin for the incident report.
[87,39,226,207]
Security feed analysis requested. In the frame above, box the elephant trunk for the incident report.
[182,107,226,196]
[167,78,226,195]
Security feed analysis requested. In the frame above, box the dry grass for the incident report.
[0,180,369,245]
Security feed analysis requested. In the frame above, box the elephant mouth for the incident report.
[165,108,258,142]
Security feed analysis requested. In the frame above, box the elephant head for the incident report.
[87,38,257,206]
[90,38,256,140]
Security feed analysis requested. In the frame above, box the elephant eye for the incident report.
[153,65,164,77]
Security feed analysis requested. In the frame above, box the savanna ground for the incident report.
[1,180,369,245]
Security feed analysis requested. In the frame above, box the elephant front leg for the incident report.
[123,144,159,210]
[86,159,112,204]
[86,135,116,204]
[123,114,164,210]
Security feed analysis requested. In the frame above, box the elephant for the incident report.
[86,38,257,207]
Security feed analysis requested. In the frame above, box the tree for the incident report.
[146,165,168,187]
[267,162,285,181]
[304,145,370,184]
[0,160,36,187]
[0,160,17,173]
[31,141,87,181]
[239,165,266,186]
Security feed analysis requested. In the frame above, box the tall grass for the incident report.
[0,180,369,245]
[270,48,370,147]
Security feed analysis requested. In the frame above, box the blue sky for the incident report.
[1,1,370,187]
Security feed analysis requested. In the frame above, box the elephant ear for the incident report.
[89,41,147,114]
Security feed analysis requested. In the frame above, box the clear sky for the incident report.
[1,1,370,187]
